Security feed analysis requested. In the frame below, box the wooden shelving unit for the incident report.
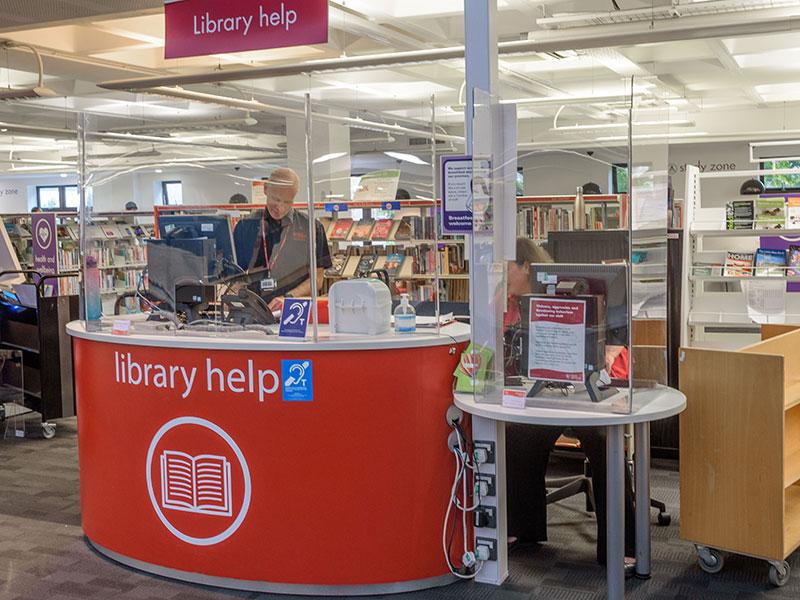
[680,325,800,585]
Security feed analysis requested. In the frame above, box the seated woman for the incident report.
[504,237,635,566]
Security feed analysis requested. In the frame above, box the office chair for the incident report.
[546,435,595,513]
[545,429,671,527]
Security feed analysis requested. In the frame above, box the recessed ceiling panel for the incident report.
[0,0,161,32]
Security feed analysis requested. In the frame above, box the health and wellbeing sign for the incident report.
[164,0,329,59]
[441,155,473,234]
[32,213,57,276]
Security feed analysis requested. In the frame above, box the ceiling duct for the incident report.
[538,0,800,29]
[0,42,57,100]
[98,4,800,91]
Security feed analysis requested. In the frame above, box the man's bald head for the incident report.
[264,167,300,220]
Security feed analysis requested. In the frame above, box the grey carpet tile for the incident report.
[0,418,798,599]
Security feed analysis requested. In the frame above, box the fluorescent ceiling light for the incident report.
[554,119,694,131]
[60,173,68,178]
[384,151,428,165]
[338,0,508,18]
[596,132,709,141]
[155,169,163,173]
[313,152,347,165]
[499,94,643,107]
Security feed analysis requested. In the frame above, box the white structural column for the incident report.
[286,114,351,204]
[465,0,508,587]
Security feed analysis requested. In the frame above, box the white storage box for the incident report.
[328,279,392,335]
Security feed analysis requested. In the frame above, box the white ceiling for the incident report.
[0,0,799,175]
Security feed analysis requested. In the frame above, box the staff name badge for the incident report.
[279,298,311,339]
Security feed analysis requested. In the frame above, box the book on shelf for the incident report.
[788,197,800,229]
[350,220,375,241]
[355,254,378,277]
[394,216,433,240]
[726,200,754,230]
[788,246,800,277]
[693,262,723,277]
[384,253,405,277]
[370,219,394,240]
[394,217,413,240]
[723,251,754,277]
[754,248,787,277]
[755,198,786,230]
[329,219,354,240]
[325,253,347,277]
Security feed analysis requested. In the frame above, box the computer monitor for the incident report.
[158,215,237,278]
[146,237,216,311]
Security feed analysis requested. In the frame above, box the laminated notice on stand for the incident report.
[743,279,786,324]
[528,297,586,383]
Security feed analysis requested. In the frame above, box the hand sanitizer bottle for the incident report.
[394,293,416,334]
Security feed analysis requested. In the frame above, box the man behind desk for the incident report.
[233,168,332,310]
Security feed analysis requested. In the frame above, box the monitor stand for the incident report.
[527,371,617,404]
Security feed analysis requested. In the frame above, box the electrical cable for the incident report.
[442,422,486,579]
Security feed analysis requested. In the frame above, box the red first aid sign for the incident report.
[164,0,329,59]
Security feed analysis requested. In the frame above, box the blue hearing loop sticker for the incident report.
[281,360,313,402]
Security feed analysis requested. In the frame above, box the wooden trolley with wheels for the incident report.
[680,327,800,587]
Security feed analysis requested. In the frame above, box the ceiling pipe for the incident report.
[0,120,284,154]
[138,85,466,143]
[98,8,800,91]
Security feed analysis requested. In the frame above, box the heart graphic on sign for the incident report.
[460,353,481,377]
[37,225,50,245]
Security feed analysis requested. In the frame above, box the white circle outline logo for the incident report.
[145,417,251,546]
[36,219,53,251]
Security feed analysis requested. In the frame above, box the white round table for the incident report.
[454,385,686,600]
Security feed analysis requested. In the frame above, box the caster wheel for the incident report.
[769,561,790,587]
[697,547,724,574]
[657,512,671,527]
[41,423,56,440]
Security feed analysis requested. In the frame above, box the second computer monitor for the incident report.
[158,214,237,278]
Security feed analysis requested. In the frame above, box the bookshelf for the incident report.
[2,212,154,311]
[515,194,627,241]
[155,201,469,303]
[681,165,800,349]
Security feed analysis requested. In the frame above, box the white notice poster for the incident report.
[743,279,786,324]
[528,297,587,383]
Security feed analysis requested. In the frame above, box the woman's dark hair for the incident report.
[229,193,248,204]
[395,188,411,200]
[515,237,552,266]
[124,201,138,211]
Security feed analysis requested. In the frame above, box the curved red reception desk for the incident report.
[68,321,469,595]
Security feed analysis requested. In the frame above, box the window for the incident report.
[161,180,183,205]
[760,159,800,192]
[516,167,524,196]
[36,185,79,211]
[612,164,628,194]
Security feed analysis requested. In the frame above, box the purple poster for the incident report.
[441,155,473,234]
[32,213,58,276]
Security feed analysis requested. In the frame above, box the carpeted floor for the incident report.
[0,418,797,599]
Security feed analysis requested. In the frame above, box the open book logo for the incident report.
[146,417,251,546]
[160,451,232,517]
